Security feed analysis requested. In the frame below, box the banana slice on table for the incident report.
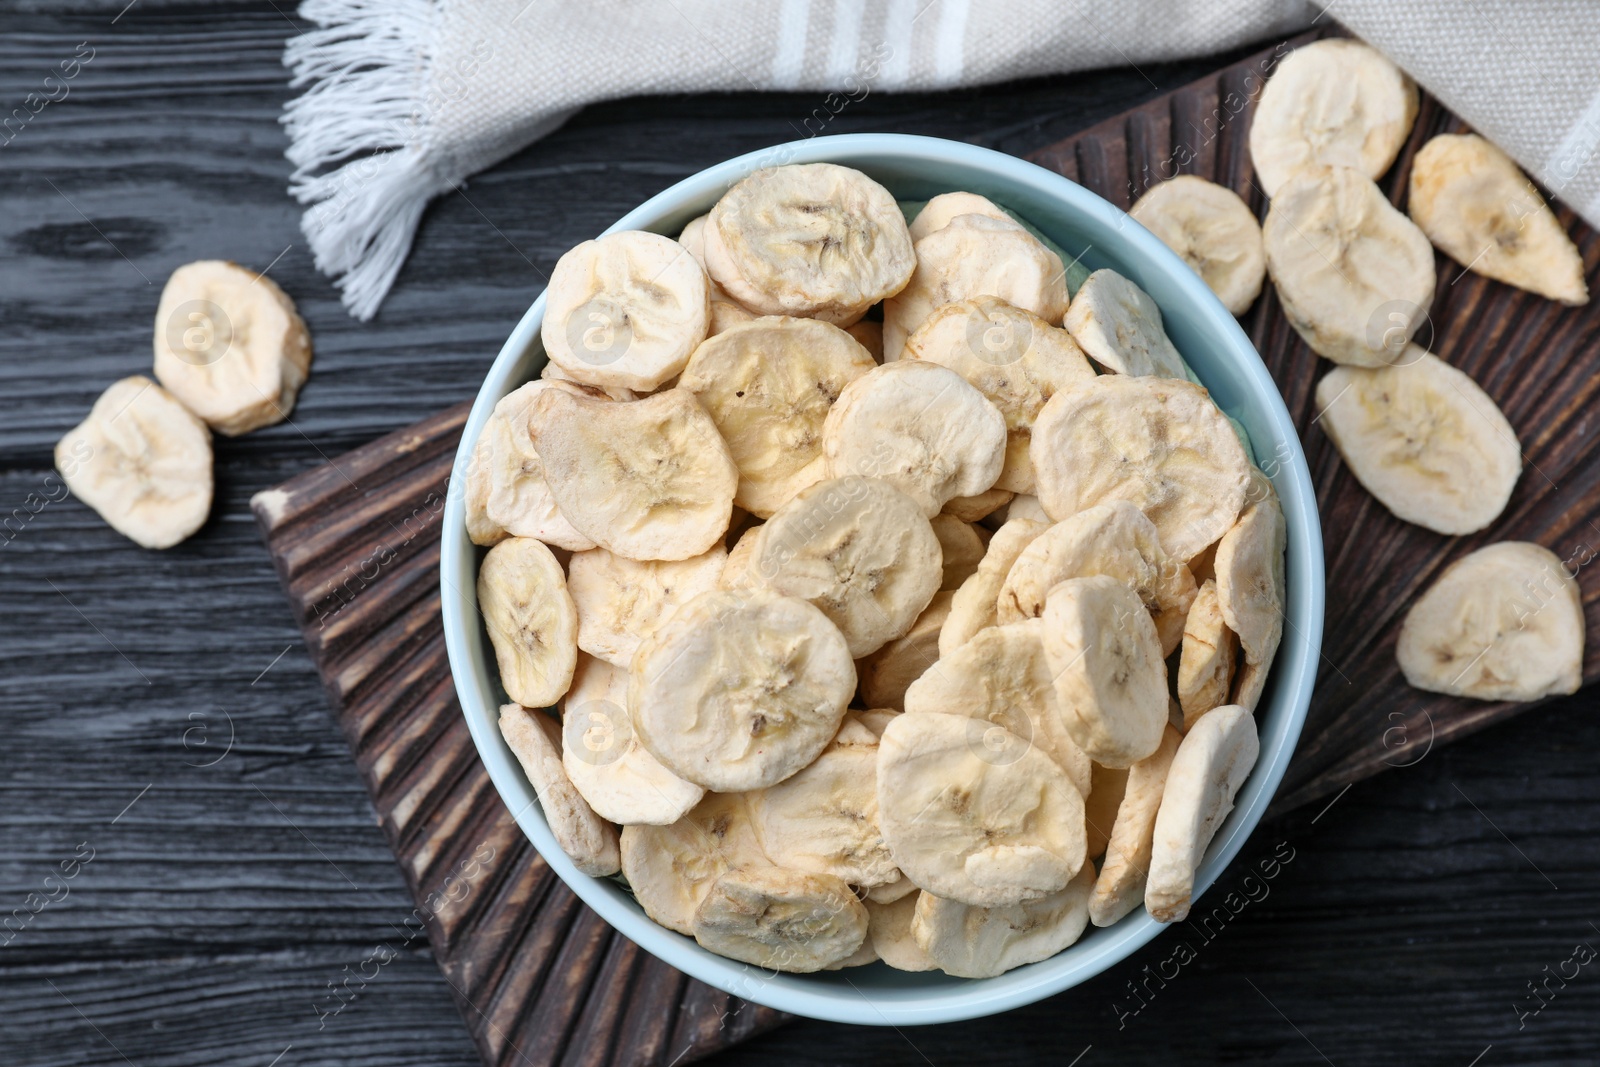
[876,710,1087,908]
[1084,762,1129,860]
[1130,177,1266,314]
[152,260,312,436]
[867,891,938,971]
[630,589,855,791]
[858,590,955,712]
[542,230,710,392]
[1146,706,1258,922]
[678,316,876,517]
[1042,576,1169,768]
[903,296,1096,492]
[56,375,212,549]
[883,214,1070,361]
[1088,724,1181,927]
[939,517,1049,656]
[1177,579,1238,731]
[620,792,771,935]
[528,387,737,561]
[1031,375,1251,561]
[481,381,600,551]
[907,191,1011,242]
[1263,166,1436,367]
[566,544,725,668]
[692,866,869,973]
[1248,38,1418,197]
[913,862,1094,979]
[943,487,1014,523]
[1397,542,1584,702]
[752,476,942,657]
[1409,133,1588,305]
[498,704,620,876]
[747,722,899,886]
[903,619,1091,796]
[704,163,914,324]
[561,655,704,826]
[930,514,988,591]
[1063,268,1187,379]
[477,537,579,708]
[1315,346,1522,535]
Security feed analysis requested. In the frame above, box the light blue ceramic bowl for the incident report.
[441,133,1324,1026]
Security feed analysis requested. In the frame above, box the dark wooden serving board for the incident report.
[253,28,1600,1067]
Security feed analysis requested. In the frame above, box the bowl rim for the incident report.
[440,132,1325,1026]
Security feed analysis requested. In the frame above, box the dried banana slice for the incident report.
[620,792,770,935]
[1084,763,1129,860]
[1248,38,1418,197]
[995,501,1197,647]
[1177,579,1238,731]
[907,191,1011,242]
[1088,724,1181,926]
[630,589,854,791]
[876,710,1087,908]
[858,590,955,712]
[903,619,1091,795]
[930,514,987,591]
[822,360,1007,517]
[845,319,884,361]
[1001,493,1051,525]
[748,724,898,886]
[939,517,1049,656]
[566,544,725,668]
[482,381,599,551]
[1409,134,1588,305]
[884,214,1070,360]
[718,524,762,591]
[943,487,1014,523]
[477,537,579,708]
[529,387,738,561]
[498,704,620,876]
[903,296,1095,492]
[1130,177,1266,314]
[1146,705,1259,922]
[704,163,915,324]
[541,230,710,392]
[914,862,1094,979]
[56,375,213,549]
[541,359,638,401]
[1397,542,1584,701]
[678,316,876,517]
[152,260,312,436]
[1042,576,1168,768]
[463,432,509,547]
[867,891,938,971]
[1031,375,1250,561]
[676,213,743,308]
[753,476,942,657]
[1316,348,1521,535]
[1263,166,1436,367]
[1063,269,1187,379]
[1214,471,1287,670]
[561,655,704,826]
[692,866,869,973]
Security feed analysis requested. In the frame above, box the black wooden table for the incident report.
[3,4,1598,1065]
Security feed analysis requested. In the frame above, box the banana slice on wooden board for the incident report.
[561,655,704,826]
[939,517,1049,656]
[753,476,942,658]
[876,710,1087,908]
[1130,177,1266,314]
[1063,269,1187,379]
[152,260,312,436]
[907,191,1011,242]
[903,296,1096,492]
[1248,38,1418,197]
[477,537,579,708]
[1177,579,1238,730]
[482,380,602,551]
[1146,705,1258,922]
[678,316,875,517]
[867,891,938,971]
[566,544,726,668]
[1409,134,1588,305]
[692,866,869,973]
[1031,375,1251,561]
[1397,542,1584,702]
[630,589,854,791]
[912,862,1094,979]
[1088,724,1181,927]
[542,230,710,392]
[822,360,1008,518]
[56,375,213,549]
[857,590,955,712]
[1263,166,1436,367]
[1315,347,1521,535]
[498,703,620,876]
[528,387,738,561]
[705,163,914,325]
[620,792,771,935]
